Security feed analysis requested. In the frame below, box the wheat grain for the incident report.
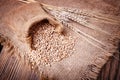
[27,23,76,71]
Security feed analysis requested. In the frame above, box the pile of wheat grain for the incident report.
[28,22,76,70]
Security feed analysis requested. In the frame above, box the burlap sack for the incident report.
[0,0,120,80]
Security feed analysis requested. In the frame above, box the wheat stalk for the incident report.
[41,3,120,61]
